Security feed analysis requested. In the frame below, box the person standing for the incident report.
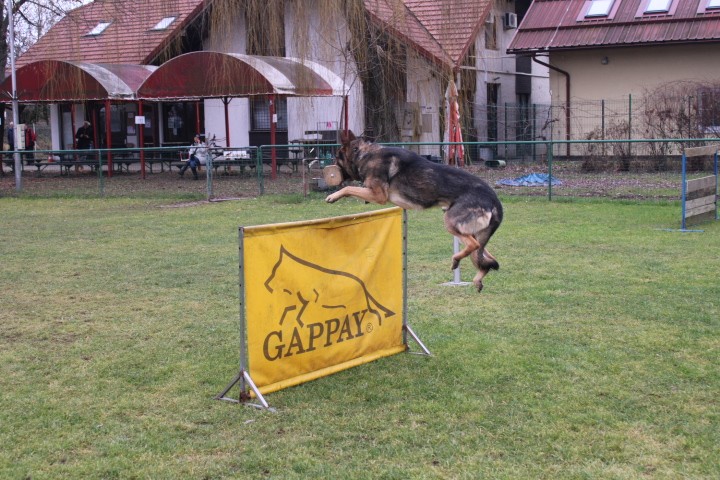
[74,120,94,171]
[7,121,14,152]
[75,120,93,150]
[178,134,207,180]
[23,124,37,164]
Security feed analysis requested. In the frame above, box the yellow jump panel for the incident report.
[242,208,405,395]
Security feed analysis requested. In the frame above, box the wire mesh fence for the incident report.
[473,96,720,161]
[1,139,718,208]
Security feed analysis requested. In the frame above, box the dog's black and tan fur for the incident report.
[326,132,503,292]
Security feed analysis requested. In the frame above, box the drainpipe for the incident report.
[532,55,570,157]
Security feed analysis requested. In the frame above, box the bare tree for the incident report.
[2,1,89,128]
[2,1,88,74]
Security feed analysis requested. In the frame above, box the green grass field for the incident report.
[1,194,718,479]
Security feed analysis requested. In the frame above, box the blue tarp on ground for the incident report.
[496,173,562,187]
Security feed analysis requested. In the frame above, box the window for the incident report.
[586,0,614,17]
[637,0,678,17]
[152,16,176,31]
[485,17,498,50]
[250,98,287,131]
[87,21,111,36]
[645,0,672,13]
[697,0,720,13]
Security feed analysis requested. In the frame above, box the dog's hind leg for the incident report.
[449,233,481,270]
[470,248,499,292]
[444,205,490,271]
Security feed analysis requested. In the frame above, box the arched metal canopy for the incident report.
[137,51,348,100]
[1,60,157,102]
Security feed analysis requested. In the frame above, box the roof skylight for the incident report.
[586,0,614,17]
[87,21,111,36]
[152,16,176,31]
[645,0,672,13]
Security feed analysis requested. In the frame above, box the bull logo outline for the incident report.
[263,245,396,328]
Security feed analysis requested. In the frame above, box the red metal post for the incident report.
[195,100,201,135]
[105,99,112,177]
[139,101,145,179]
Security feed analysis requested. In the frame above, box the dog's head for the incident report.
[333,131,366,182]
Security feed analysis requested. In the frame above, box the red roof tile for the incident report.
[405,0,491,63]
[20,0,492,73]
[365,0,492,69]
[16,0,206,67]
[509,0,720,53]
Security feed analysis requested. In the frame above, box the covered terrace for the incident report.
[1,60,157,177]
[3,53,348,180]
[136,51,349,179]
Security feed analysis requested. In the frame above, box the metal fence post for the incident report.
[256,146,264,195]
[532,103,537,162]
[547,141,553,201]
[628,94,632,157]
[601,99,606,156]
[97,148,104,196]
[504,103,508,160]
[206,154,213,201]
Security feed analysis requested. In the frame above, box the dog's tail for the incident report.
[471,248,499,271]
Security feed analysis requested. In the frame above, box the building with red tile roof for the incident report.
[16,0,207,67]
[11,0,549,165]
[506,0,720,149]
[508,0,720,105]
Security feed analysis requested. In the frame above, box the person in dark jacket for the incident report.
[75,121,93,150]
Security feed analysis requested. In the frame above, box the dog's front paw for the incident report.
[325,193,339,203]
[451,258,459,271]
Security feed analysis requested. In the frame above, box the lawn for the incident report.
[1,194,718,479]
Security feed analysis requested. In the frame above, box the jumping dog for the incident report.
[326,132,503,292]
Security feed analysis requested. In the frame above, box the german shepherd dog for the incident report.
[326,132,503,292]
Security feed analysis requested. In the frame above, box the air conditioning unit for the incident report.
[503,12,518,29]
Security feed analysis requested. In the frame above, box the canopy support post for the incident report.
[270,94,277,180]
[139,101,145,179]
[222,97,231,148]
[105,99,113,177]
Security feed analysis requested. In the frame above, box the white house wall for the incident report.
[544,43,720,151]
[50,103,87,150]
[405,51,442,156]
[549,44,720,104]
[203,98,250,147]
[201,2,363,147]
[50,104,61,150]
[284,3,363,141]
[474,3,550,160]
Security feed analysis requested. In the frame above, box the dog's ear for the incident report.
[340,130,356,145]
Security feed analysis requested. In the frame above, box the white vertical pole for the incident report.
[6,0,22,191]
[452,237,462,282]
[443,72,471,287]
